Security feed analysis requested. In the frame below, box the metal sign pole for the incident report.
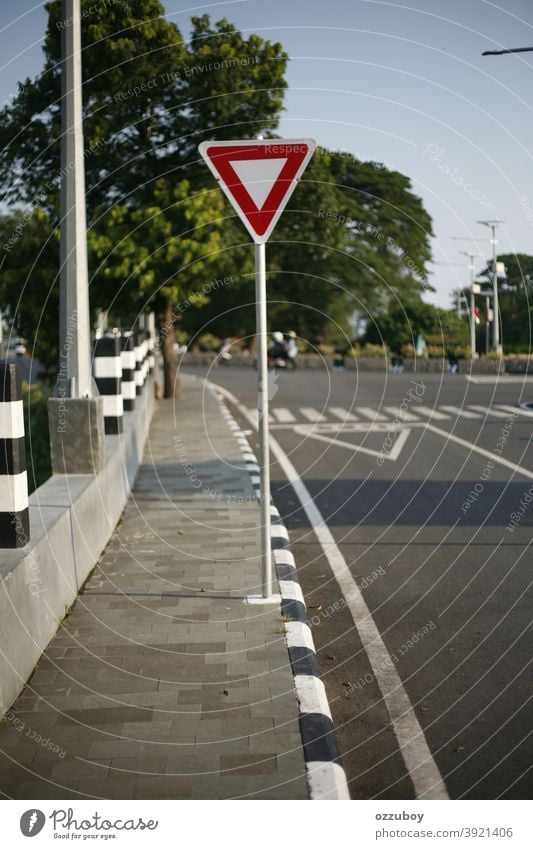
[255,241,273,599]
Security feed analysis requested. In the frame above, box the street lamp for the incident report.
[477,220,505,354]
[459,251,481,359]
[482,46,533,56]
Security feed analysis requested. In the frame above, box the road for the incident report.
[186,364,532,800]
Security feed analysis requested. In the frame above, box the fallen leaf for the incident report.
[221,689,229,696]
[309,604,322,611]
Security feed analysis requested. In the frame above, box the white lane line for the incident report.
[468,405,512,419]
[329,406,358,421]
[384,406,419,422]
[300,406,325,422]
[440,405,481,420]
[357,406,388,421]
[292,425,411,461]
[272,407,297,423]
[425,422,533,481]
[466,376,532,384]
[211,381,448,801]
[414,405,450,421]
[496,404,533,418]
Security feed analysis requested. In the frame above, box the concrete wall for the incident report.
[0,378,156,715]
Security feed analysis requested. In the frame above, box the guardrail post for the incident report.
[147,312,156,372]
[0,361,29,547]
[134,329,144,395]
[93,335,123,434]
[121,332,136,411]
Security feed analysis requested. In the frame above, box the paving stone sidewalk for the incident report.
[0,376,308,799]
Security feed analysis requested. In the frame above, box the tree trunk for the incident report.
[160,301,181,399]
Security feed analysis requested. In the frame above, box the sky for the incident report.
[1,0,533,307]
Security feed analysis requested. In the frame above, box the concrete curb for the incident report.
[212,387,350,801]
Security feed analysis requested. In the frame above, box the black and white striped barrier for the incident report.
[120,332,136,412]
[216,396,350,801]
[147,313,156,371]
[0,361,29,548]
[142,330,150,384]
[133,329,144,396]
[93,336,123,435]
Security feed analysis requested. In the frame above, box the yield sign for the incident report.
[198,139,316,244]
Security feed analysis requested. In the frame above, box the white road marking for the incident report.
[496,404,533,418]
[272,407,297,423]
[468,405,512,419]
[384,406,419,422]
[466,376,533,384]
[425,423,533,481]
[292,424,411,461]
[211,381,448,800]
[440,405,481,420]
[329,406,358,421]
[414,405,450,421]
[357,406,388,421]
[300,406,325,422]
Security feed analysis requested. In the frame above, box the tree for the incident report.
[364,296,469,356]
[180,147,434,347]
[0,2,288,393]
[478,254,533,353]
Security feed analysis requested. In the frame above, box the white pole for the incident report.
[255,241,272,599]
[467,254,476,359]
[491,224,501,354]
[59,0,92,397]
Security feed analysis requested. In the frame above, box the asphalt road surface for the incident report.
[185,363,532,801]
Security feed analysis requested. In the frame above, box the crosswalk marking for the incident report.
[496,404,533,417]
[329,406,358,421]
[440,405,481,419]
[468,405,514,419]
[259,404,527,425]
[357,407,388,421]
[300,407,325,422]
[272,408,296,423]
[414,405,450,420]
[384,406,419,422]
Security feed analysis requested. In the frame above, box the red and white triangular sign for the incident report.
[198,138,316,244]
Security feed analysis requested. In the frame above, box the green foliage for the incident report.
[495,253,533,353]
[23,382,51,493]
[0,0,434,367]
[364,296,469,356]
[0,3,287,368]
[182,147,435,345]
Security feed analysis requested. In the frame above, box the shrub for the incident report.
[23,382,51,493]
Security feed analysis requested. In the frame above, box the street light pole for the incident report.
[460,252,478,359]
[59,0,92,398]
[48,0,104,475]
[478,220,504,355]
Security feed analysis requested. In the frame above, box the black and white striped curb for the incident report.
[0,361,29,548]
[215,392,350,801]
